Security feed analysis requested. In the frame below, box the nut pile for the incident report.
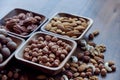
[58,31,116,80]
[45,16,89,38]
[23,35,72,67]
[0,68,28,80]
[4,12,42,36]
[0,29,17,63]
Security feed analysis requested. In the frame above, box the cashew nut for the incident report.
[62,75,69,80]
[105,62,112,72]
[71,56,78,62]
[86,44,94,51]
[87,63,95,73]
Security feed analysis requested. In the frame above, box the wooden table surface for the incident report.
[0,0,120,80]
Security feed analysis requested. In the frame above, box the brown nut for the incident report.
[101,68,107,76]
[94,68,100,75]
[108,61,115,66]
[111,65,116,71]
[80,72,86,78]
[83,56,90,63]
[77,53,84,60]
[65,71,73,78]
[78,64,86,72]
[88,33,94,40]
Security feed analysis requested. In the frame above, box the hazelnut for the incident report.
[86,72,92,77]
[101,68,107,76]
[7,41,17,51]
[14,72,19,79]
[57,40,63,45]
[45,35,52,41]
[2,75,8,80]
[83,56,90,63]
[111,65,116,71]
[51,37,58,42]
[60,54,66,60]
[38,36,44,41]
[94,68,100,75]
[7,71,13,78]
[32,57,38,62]
[108,61,115,66]
[77,53,84,60]
[84,51,90,56]
[41,56,48,63]
[93,30,99,36]
[80,72,86,78]
[65,45,72,52]
[88,33,94,40]
[65,71,73,78]
[64,63,70,69]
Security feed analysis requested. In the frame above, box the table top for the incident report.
[0,0,120,80]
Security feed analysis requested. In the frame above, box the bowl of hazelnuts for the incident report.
[0,29,25,69]
[15,31,77,75]
[0,8,47,38]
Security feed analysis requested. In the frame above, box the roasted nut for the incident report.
[77,53,84,60]
[64,63,70,69]
[108,61,115,66]
[101,68,107,76]
[111,65,116,71]
[94,68,100,75]
[83,56,90,63]
[65,71,73,78]
[70,67,77,72]
[7,71,13,78]
[88,33,94,40]
[73,72,79,77]
[0,54,3,63]
[14,72,19,79]
[1,47,11,58]
[93,30,99,36]
[2,75,8,80]
[4,12,42,36]
[45,16,88,38]
[80,72,86,78]
[78,64,86,72]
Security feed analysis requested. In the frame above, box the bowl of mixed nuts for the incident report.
[0,8,47,38]
[41,12,93,41]
[15,31,77,75]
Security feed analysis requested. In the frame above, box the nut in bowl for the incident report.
[41,13,93,41]
[0,29,25,69]
[0,8,47,38]
[15,32,77,75]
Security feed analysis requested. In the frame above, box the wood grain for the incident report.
[0,0,120,80]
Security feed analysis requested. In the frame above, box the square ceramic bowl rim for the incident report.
[0,8,48,38]
[0,33,25,67]
[15,31,77,71]
[41,12,93,41]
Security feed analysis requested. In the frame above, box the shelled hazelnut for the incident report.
[23,35,72,67]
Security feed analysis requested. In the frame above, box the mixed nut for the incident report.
[45,16,89,38]
[0,29,17,63]
[23,35,72,67]
[4,12,42,36]
[35,30,116,80]
[0,68,28,80]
